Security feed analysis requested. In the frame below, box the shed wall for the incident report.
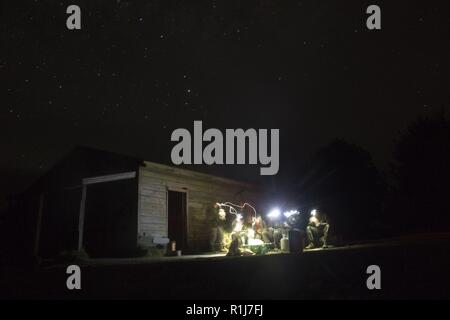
[138,163,263,251]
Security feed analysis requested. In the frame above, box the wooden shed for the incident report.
[11,147,265,258]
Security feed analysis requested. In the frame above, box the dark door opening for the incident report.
[167,190,187,251]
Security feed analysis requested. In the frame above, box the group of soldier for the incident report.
[209,203,330,253]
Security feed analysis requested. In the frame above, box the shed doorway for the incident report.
[167,190,187,251]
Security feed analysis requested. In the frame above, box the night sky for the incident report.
[1,0,449,200]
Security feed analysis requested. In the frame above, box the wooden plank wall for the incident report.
[137,162,263,251]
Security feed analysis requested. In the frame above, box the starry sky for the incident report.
[1,0,449,199]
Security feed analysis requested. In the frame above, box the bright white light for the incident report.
[284,210,299,218]
[247,229,255,239]
[218,208,226,219]
[267,208,281,219]
[311,209,317,216]
[233,213,243,232]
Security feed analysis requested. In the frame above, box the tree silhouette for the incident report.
[390,112,450,233]
[297,139,385,242]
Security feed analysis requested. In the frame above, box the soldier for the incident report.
[305,209,330,249]
[209,203,228,252]
[262,216,283,249]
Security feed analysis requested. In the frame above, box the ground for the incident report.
[2,234,450,299]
